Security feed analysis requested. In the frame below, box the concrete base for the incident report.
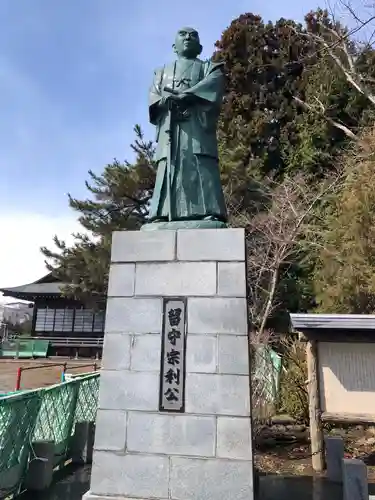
[84,228,254,500]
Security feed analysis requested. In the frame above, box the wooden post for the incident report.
[306,339,325,472]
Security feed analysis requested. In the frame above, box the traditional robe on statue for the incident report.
[148,58,227,222]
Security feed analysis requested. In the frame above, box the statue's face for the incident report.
[174,27,201,58]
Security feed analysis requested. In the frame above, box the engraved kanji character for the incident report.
[168,307,182,327]
[165,368,181,385]
[167,349,180,366]
[168,328,181,346]
[164,387,179,402]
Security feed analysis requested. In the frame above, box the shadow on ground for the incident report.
[259,475,341,499]
[20,466,375,499]
[259,474,375,499]
[22,465,91,500]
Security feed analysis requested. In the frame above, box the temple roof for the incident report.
[0,273,67,300]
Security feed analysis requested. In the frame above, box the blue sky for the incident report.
[0,0,335,292]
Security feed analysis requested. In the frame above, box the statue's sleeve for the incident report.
[183,61,225,107]
[149,66,164,125]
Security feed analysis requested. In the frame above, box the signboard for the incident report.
[159,298,187,412]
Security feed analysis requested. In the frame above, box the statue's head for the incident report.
[173,27,202,59]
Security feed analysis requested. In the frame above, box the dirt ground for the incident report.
[255,419,375,480]
[0,358,101,392]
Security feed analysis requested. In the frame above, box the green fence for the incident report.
[0,372,99,499]
[0,339,50,359]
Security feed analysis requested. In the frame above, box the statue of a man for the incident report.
[143,27,227,229]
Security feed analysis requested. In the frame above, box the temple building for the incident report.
[0,273,105,338]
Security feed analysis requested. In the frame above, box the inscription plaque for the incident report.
[159,298,187,412]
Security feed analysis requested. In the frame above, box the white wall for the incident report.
[318,341,375,415]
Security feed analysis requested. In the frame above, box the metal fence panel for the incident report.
[0,372,99,498]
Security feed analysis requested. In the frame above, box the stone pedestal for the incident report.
[83,228,254,500]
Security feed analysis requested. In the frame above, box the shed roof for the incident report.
[290,313,375,331]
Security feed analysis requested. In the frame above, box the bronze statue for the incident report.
[142,27,227,230]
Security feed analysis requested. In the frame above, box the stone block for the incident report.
[130,334,161,372]
[111,230,176,262]
[186,373,250,416]
[186,335,217,373]
[217,417,252,460]
[105,297,162,334]
[107,263,135,297]
[98,370,159,411]
[325,436,344,482]
[342,458,368,500]
[135,262,216,296]
[94,410,127,452]
[177,228,245,261]
[101,333,130,371]
[127,412,216,457]
[188,297,248,335]
[170,457,253,500]
[218,335,249,375]
[90,451,169,498]
[217,262,246,297]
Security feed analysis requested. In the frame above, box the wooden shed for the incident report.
[290,313,375,471]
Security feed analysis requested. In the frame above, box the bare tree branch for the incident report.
[230,173,342,339]
[288,5,375,136]
[292,95,359,139]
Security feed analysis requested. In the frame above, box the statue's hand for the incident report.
[173,93,195,105]
[160,92,194,112]
[160,95,175,110]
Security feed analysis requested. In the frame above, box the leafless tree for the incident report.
[227,173,341,427]
[290,0,375,140]
[228,172,342,339]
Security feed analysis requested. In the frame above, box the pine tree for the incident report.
[41,126,156,305]
[68,124,155,235]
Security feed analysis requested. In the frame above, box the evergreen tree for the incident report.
[41,126,156,305]
[215,13,316,189]
[215,10,374,195]
[313,127,375,313]
[68,124,155,236]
